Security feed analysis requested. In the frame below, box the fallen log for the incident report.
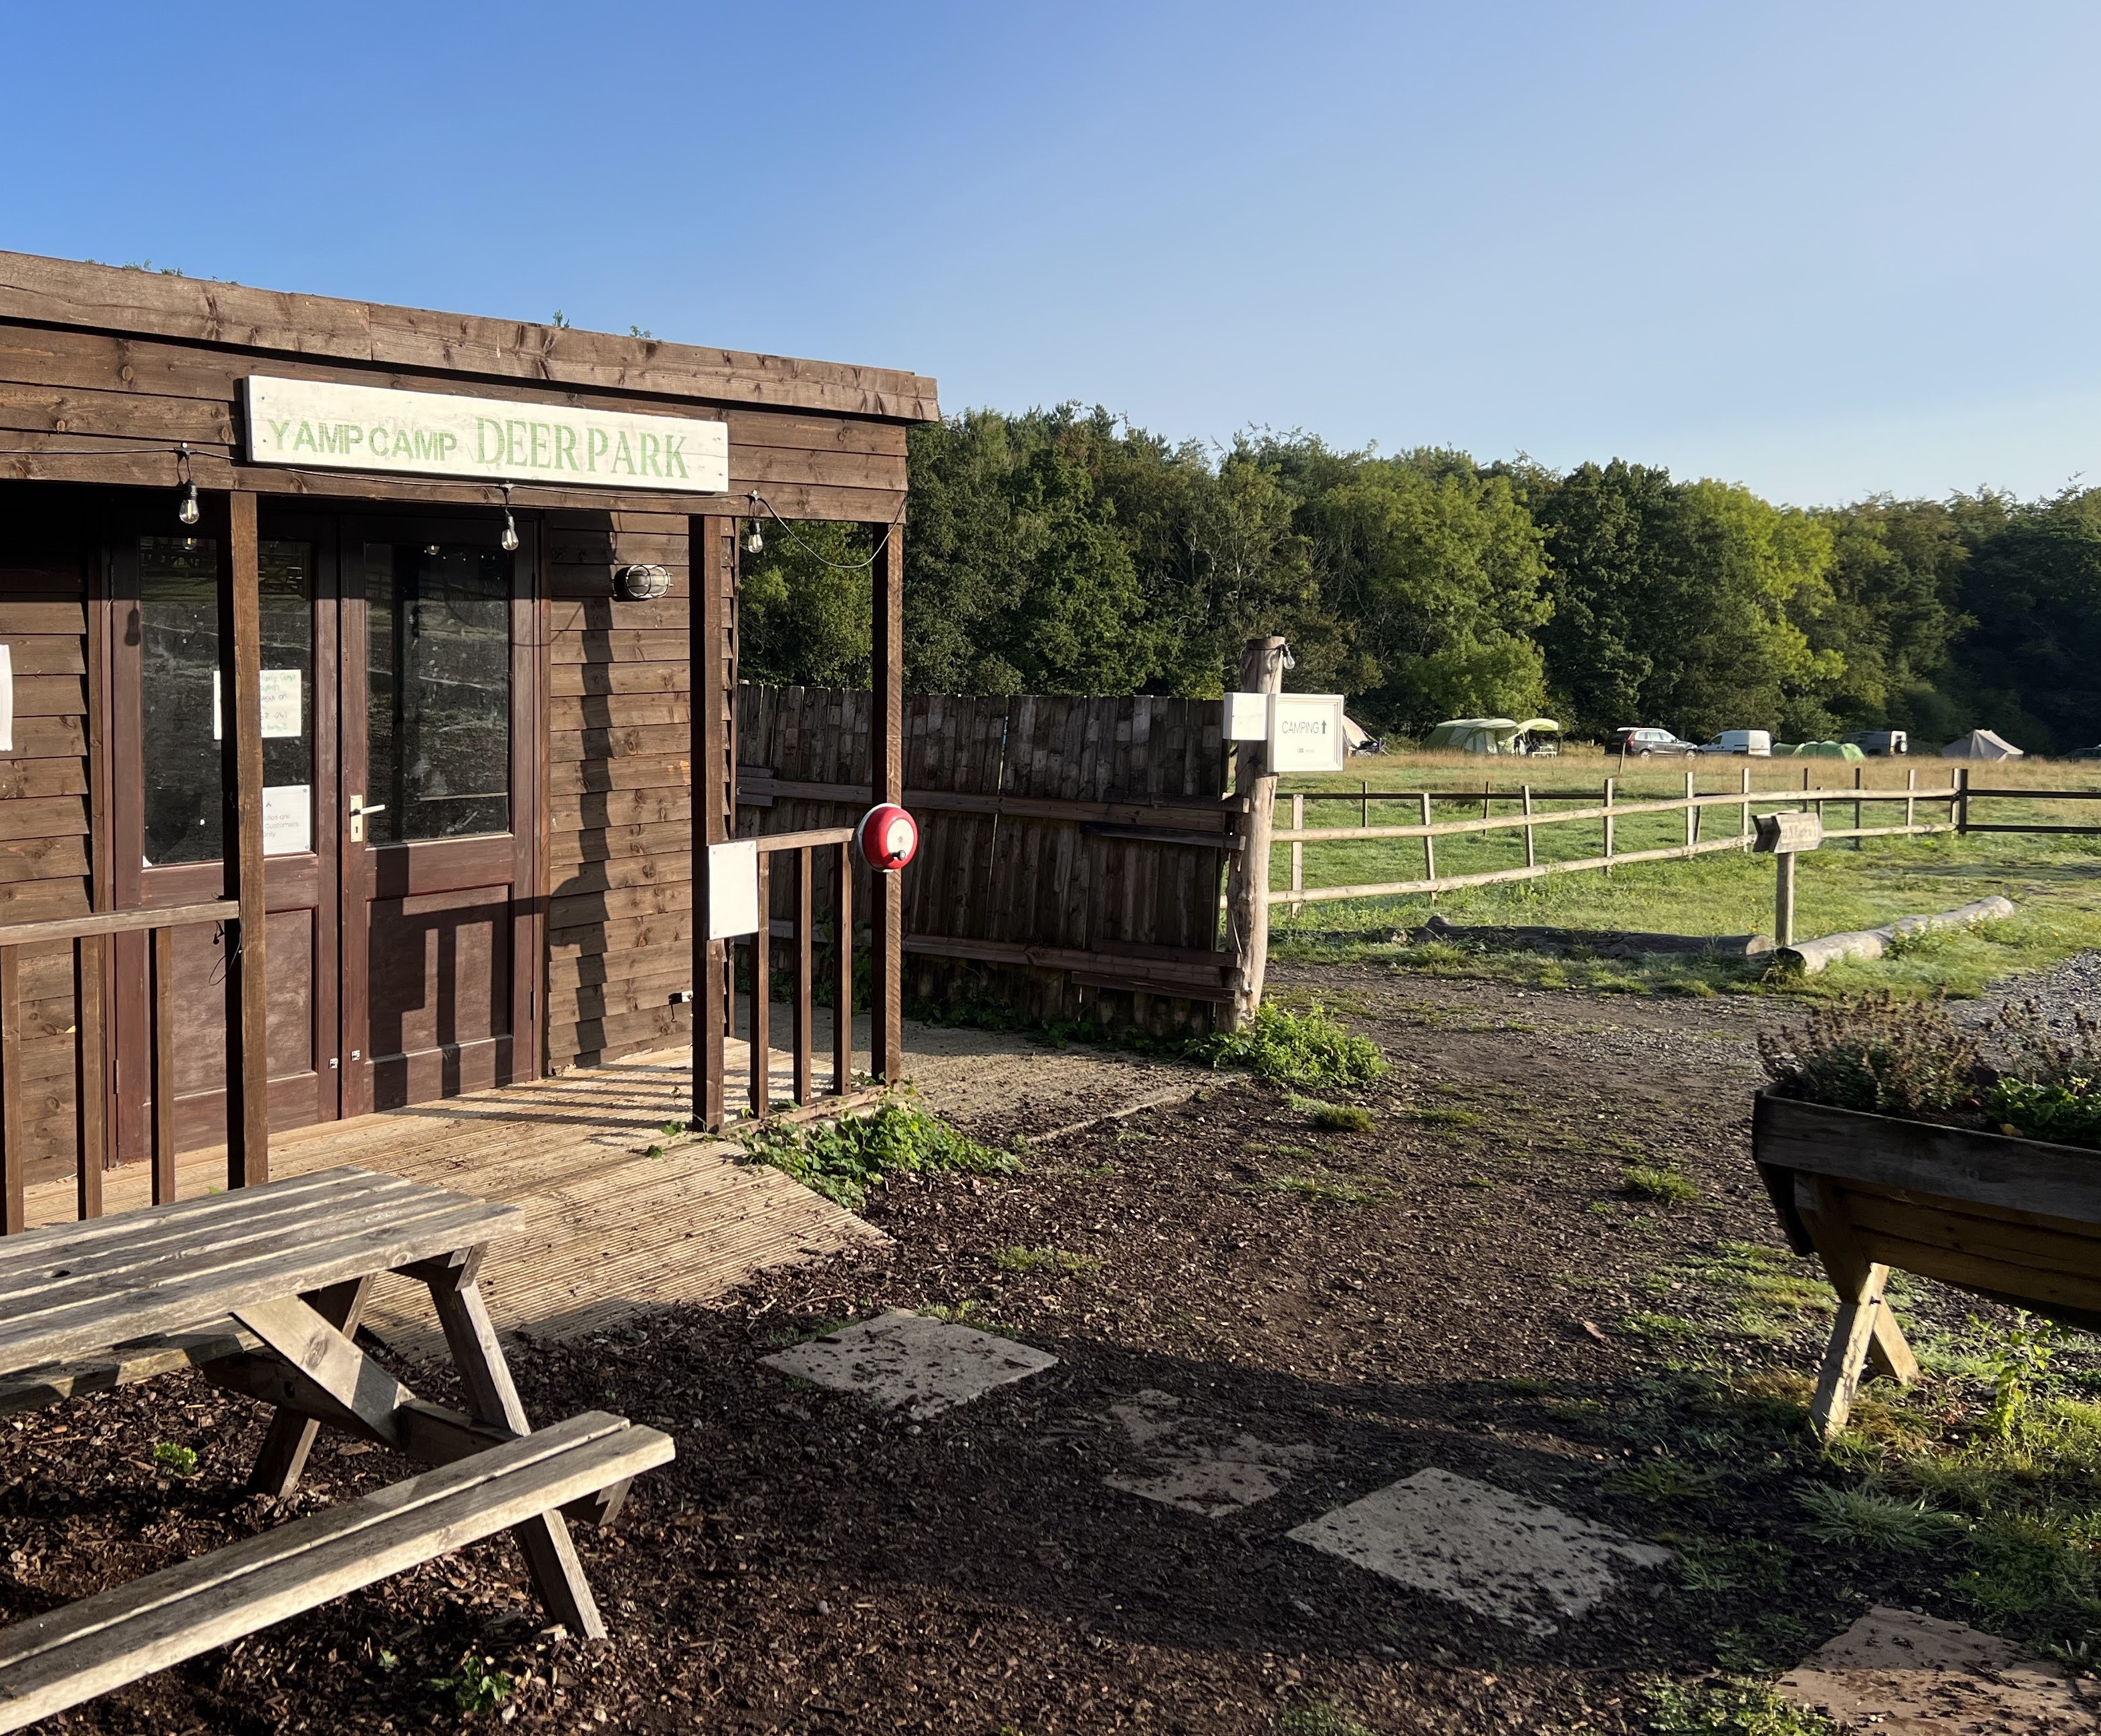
[1415,916,1773,959]
[1775,896,2016,975]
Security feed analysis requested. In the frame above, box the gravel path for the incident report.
[1952,950,2101,1038]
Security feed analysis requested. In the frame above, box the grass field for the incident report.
[1268,749,2101,997]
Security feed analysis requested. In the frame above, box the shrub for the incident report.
[1794,1483,1961,1551]
[1644,1676,1836,1735]
[1197,1003,1387,1092]
[1757,992,1979,1117]
[737,1098,1017,1211]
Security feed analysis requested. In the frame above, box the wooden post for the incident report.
[1853,765,1864,848]
[1741,765,1752,839]
[1906,766,1917,830]
[1481,780,1491,822]
[150,928,176,1207]
[690,513,733,1132]
[1360,778,1369,828]
[870,522,906,1082]
[1775,850,1797,948]
[1685,769,1697,847]
[1289,792,1304,913]
[72,936,104,1220]
[1223,635,1286,1029]
[1957,765,1971,834]
[792,848,814,1107]
[832,839,854,1096]
[1420,791,1436,889]
[215,491,269,1190]
[749,854,770,1121]
[0,949,19,1234]
[1602,777,1616,874]
[1521,785,1535,869]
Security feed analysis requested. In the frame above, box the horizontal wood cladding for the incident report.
[0,511,96,1174]
[0,322,911,518]
[0,250,937,420]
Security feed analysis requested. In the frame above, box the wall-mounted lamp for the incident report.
[743,490,764,555]
[615,563,672,602]
[175,443,200,525]
[499,484,520,553]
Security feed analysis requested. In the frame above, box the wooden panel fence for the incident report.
[737,685,1235,1034]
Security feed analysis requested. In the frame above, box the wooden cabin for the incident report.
[0,250,933,1222]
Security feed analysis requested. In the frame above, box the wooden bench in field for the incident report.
[0,1167,674,1731]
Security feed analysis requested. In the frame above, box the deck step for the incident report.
[0,1410,673,1731]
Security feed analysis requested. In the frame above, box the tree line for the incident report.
[737,406,2101,753]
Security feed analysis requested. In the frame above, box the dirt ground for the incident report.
[0,965,2055,1733]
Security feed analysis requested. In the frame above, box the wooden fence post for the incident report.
[1957,765,1971,834]
[1685,769,1697,847]
[1521,785,1535,869]
[1853,765,1864,848]
[1420,791,1436,891]
[1741,766,1751,839]
[1224,636,1286,1030]
[691,513,733,1132]
[215,490,268,1190]
[1602,777,1616,874]
[870,523,907,1082]
[1289,792,1304,913]
[1776,850,1798,948]
[1906,767,1917,830]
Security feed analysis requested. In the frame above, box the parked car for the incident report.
[2066,744,2101,762]
[1610,726,1698,758]
[1696,729,1773,757]
[1843,729,1908,755]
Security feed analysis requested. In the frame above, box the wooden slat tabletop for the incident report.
[0,1168,520,1376]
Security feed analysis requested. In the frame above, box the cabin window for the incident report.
[362,542,511,843]
[138,536,315,866]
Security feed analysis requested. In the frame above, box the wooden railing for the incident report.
[1270,768,1963,907]
[0,900,240,1233]
[738,828,858,1124]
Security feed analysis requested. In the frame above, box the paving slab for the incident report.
[1777,1605,2096,1734]
[1102,1389,1318,1517]
[759,1310,1058,1419]
[1287,1467,1671,1635]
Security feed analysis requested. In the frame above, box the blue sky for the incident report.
[5,1,2097,505]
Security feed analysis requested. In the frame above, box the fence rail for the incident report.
[0,900,241,1234]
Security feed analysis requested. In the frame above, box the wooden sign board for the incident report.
[244,376,731,494]
[1268,694,1348,773]
[1753,810,1824,854]
[1224,692,1269,742]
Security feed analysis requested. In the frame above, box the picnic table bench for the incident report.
[0,1166,673,1730]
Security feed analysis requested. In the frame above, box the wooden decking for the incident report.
[22,1037,886,1361]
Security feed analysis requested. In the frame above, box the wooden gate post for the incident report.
[1224,636,1287,1031]
[215,491,269,1189]
[690,514,734,1132]
[869,523,906,1083]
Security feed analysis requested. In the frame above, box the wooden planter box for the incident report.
[1751,1089,2101,1437]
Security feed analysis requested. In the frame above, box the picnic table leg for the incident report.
[248,1276,372,1498]
[1796,1177,1917,1441]
[421,1263,607,1640]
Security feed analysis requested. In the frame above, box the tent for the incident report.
[1785,740,1865,761]
[1422,717,1561,755]
[1341,714,1375,753]
[1941,728,2024,760]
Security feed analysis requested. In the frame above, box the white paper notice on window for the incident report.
[212,670,305,740]
[707,839,761,939]
[262,785,312,856]
[0,644,13,753]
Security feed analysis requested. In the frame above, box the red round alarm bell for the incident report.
[857,803,918,872]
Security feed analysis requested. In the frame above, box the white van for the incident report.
[1697,729,1773,757]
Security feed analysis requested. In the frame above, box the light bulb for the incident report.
[743,524,763,555]
[501,512,519,553]
[177,481,200,526]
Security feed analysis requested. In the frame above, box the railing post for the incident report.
[1853,765,1864,848]
[870,523,906,1082]
[1957,765,1971,834]
[1685,769,1697,847]
[749,852,771,1122]
[691,513,733,1133]
[1420,791,1436,892]
[792,847,814,1107]
[1775,849,1798,947]
[215,489,269,1190]
[151,927,176,1206]
[1602,777,1616,874]
[1289,792,1304,914]
[1223,635,1285,1029]
[0,947,19,1234]
[1522,785,1535,869]
[72,936,104,1221]
[1741,766,1751,840]
[833,839,854,1096]
[1906,766,1917,830]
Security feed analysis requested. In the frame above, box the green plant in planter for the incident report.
[1984,1002,2101,1150]
[1757,993,1979,1117]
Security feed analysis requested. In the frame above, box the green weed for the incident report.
[1275,1701,1376,1736]
[1985,1312,2066,1440]
[1291,1096,1377,1132]
[991,1245,1100,1277]
[1623,1312,1706,1339]
[1270,1172,1382,1205]
[426,1654,513,1717]
[1624,1166,1701,1205]
[1196,1003,1388,1091]
[1794,1484,1960,1552]
[1644,1675,1835,1734]
[150,1442,197,1478]
[1606,1458,1719,1501]
[736,1098,1017,1211]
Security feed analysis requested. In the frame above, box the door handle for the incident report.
[348,794,387,844]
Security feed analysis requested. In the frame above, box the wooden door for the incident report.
[337,517,539,1115]
[111,516,341,1156]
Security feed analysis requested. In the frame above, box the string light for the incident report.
[175,444,199,525]
[743,493,763,555]
[499,484,519,552]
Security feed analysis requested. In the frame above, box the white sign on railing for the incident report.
[243,376,731,495]
[1267,694,1347,772]
[707,840,761,939]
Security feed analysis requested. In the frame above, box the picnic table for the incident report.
[0,1166,672,1730]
